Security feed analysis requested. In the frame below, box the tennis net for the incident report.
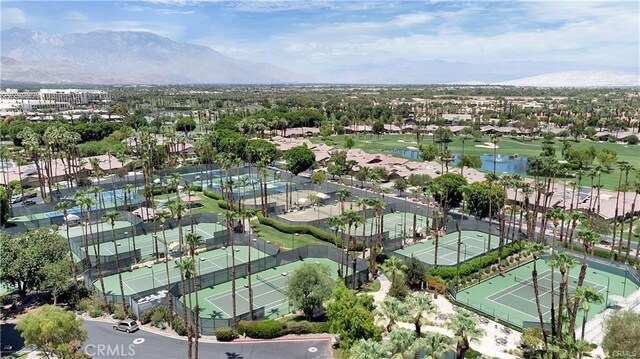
[256,274,286,295]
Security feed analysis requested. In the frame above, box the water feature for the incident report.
[384,149,529,175]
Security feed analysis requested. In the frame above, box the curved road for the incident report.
[83,321,331,359]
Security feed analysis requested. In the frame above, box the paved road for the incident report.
[83,321,331,359]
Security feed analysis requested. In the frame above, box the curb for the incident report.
[81,316,334,346]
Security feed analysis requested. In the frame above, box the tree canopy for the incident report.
[327,282,380,349]
[430,173,467,211]
[16,305,88,359]
[465,181,506,219]
[284,145,315,175]
[0,229,68,300]
[285,263,335,320]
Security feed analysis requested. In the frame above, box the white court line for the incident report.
[204,295,231,317]
[487,294,539,321]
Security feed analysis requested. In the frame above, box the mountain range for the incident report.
[1,27,638,86]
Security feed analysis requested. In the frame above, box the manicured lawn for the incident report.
[312,134,638,190]
[250,221,331,250]
[153,191,225,214]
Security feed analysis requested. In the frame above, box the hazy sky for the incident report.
[2,0,639,76]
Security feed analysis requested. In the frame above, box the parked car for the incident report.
[11,195,22,204]
[24,192,37,199]
[23,200,36,206]
[113,319,139,333]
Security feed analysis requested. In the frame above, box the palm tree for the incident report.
[552,252,577,339]
[551,337,595,359]
[224,210,240,334]
[405,292,437,337]
[328,215,346,277]
[485,173,500,251]
[176,257,195,359]
[185,232,202,359]
[414,332,452,359]
[104,210,127,311]
[567,211,587,252]
[529,243,549,349]
[382,256,407,284]
[157,210,173,326]
[243,207,258,320]
[574,286,604,341]
[336,189,351,215]
[167,200,187,255]
[431,209,441,268]
[77,195,108,306]
[610,161,628,260]
[122,183,139,260]
[565,229,601,337]
[446,310,485,359]
[387,327,415,359]
[55,200,79,304]
[377,297,408,333]
[628,179,640,263]
[350,339,387,359]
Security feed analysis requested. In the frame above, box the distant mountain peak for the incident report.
[1,27,313,85]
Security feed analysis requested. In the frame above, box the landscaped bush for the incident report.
[427,277,447,294]
[215,327,237,341]
[203,189,223,200]
[112,305,126,320]
[284,320,329,334]
[217,199,233,210]
[237,320,286,339]
[257,214,362,250]
[89,307,103,318]
[171,315,187,336]
[429,240,526,281]
[140,306,171,325]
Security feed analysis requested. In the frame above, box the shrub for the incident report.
[203,189,223,200]
[141,307,170,326]
[284,321,328,334]
[217,199,232,210]
[171,315,187,336]
[238,320,286,339]
[215,327,237,341]
[256,214,361,250]
[77,298,92,313]
[627,134,639,145]
[427,277,447,294]
[89,307,103,318]
[388,277,409,299]
[112,305,126,320]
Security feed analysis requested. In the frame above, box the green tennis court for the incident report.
[182,258,343,320]
[59,220,131,238]
[99,245,265,296]
[456,258,639,328]
[85,222,225,259]
[340,211,431,239]
[394,230,496,265]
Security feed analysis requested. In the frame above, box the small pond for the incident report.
[384,149,529,175]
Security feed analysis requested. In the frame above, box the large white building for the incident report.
[0,89,111,104]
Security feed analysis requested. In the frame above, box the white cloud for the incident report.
[64,11,89,21]
[222,0,398,13]
[72,20,184,38]
[156,8,196,15]
[1,8,27,24]
[194,2,639,76]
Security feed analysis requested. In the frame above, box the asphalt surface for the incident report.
[83,320,332,359]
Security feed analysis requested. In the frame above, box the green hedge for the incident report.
[203,189,223,201]
[257,214,362,250]
[238,320,286,339]
[285,321,329,334]
[571,243,638,267]
[429,240,527,280]
[215,327,237,341]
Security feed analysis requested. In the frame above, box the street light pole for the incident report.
[592,271,611,308]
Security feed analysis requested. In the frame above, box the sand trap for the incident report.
[407,146,418,150]
[398,140,405,143]
[475,142,499,149]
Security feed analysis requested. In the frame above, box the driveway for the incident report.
[83,320,332,359]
